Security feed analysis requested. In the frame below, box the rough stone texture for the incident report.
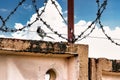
[0,38,30,51]
[89,58,97,80]
[0,38,69,53]
[65,43,89,80]
[0,38,89,80]
[112,60,120,72]
[89,58,120,80]
[77,44,88,80]
[99,58,112,71]
[1,38,120,80]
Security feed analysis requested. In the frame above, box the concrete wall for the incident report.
[1,38,120,80]
[102,72,120,80]
[0,55,69,80]
[0,38,88,80]
[89,58,120,80]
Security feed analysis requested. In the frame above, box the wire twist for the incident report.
[1,0,120,46]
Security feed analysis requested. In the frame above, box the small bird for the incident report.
[36,26,54,40]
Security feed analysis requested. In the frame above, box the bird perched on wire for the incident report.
[36,26,54,40]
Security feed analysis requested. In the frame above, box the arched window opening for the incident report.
[45,69,56,80]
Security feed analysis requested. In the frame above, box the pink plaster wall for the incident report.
[0,55,79,80]
[68,57,79,80]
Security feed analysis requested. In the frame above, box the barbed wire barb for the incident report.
[51,0,68,25]
[0,0,120,46]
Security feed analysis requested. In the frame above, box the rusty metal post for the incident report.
[68,0,74,43]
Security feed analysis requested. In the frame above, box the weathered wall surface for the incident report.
[0,55,69,80]
[0,53,81,80]
[0,38,88,80]
[89,58,120,80]
[1,38,120,80]
[102,72,120,80]
[0,38,67,53]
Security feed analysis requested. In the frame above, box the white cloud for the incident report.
[0,34,6,38]
[14,23,24,29]
[22,4,32,10]
[0,8,8,12]
[63,10,67,14]
[0,0,120,59]
[11,0,67,41]
[75,21,120,59]
[75,20,87,27]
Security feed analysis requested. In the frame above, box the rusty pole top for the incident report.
[68,0,74,43]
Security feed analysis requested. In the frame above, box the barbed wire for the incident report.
[0,0,68,40]
[76,22,97,42]
[13,28,120,41]
[39,17,68,40]
[14,29,120,41]
[74,0,108,42]
[75,0,120,47]
[95,0,120,46]
[0,0,47,32]
[32,0,68,40]
[5,0,26,23]
[51,0,67,24]
[99,19,120,46]
[0,0,120,46]
[0,0,26,31]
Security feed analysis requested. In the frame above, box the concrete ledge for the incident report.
[103,71,120,76]
[0,49,78,58]
[0,38,70,53]
[0,38,85,57]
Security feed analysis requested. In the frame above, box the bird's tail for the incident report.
[46,36,55,40]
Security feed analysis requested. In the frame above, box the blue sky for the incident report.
[0,0,120,29]
[0,0,120,59]
[57,0,120,29]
